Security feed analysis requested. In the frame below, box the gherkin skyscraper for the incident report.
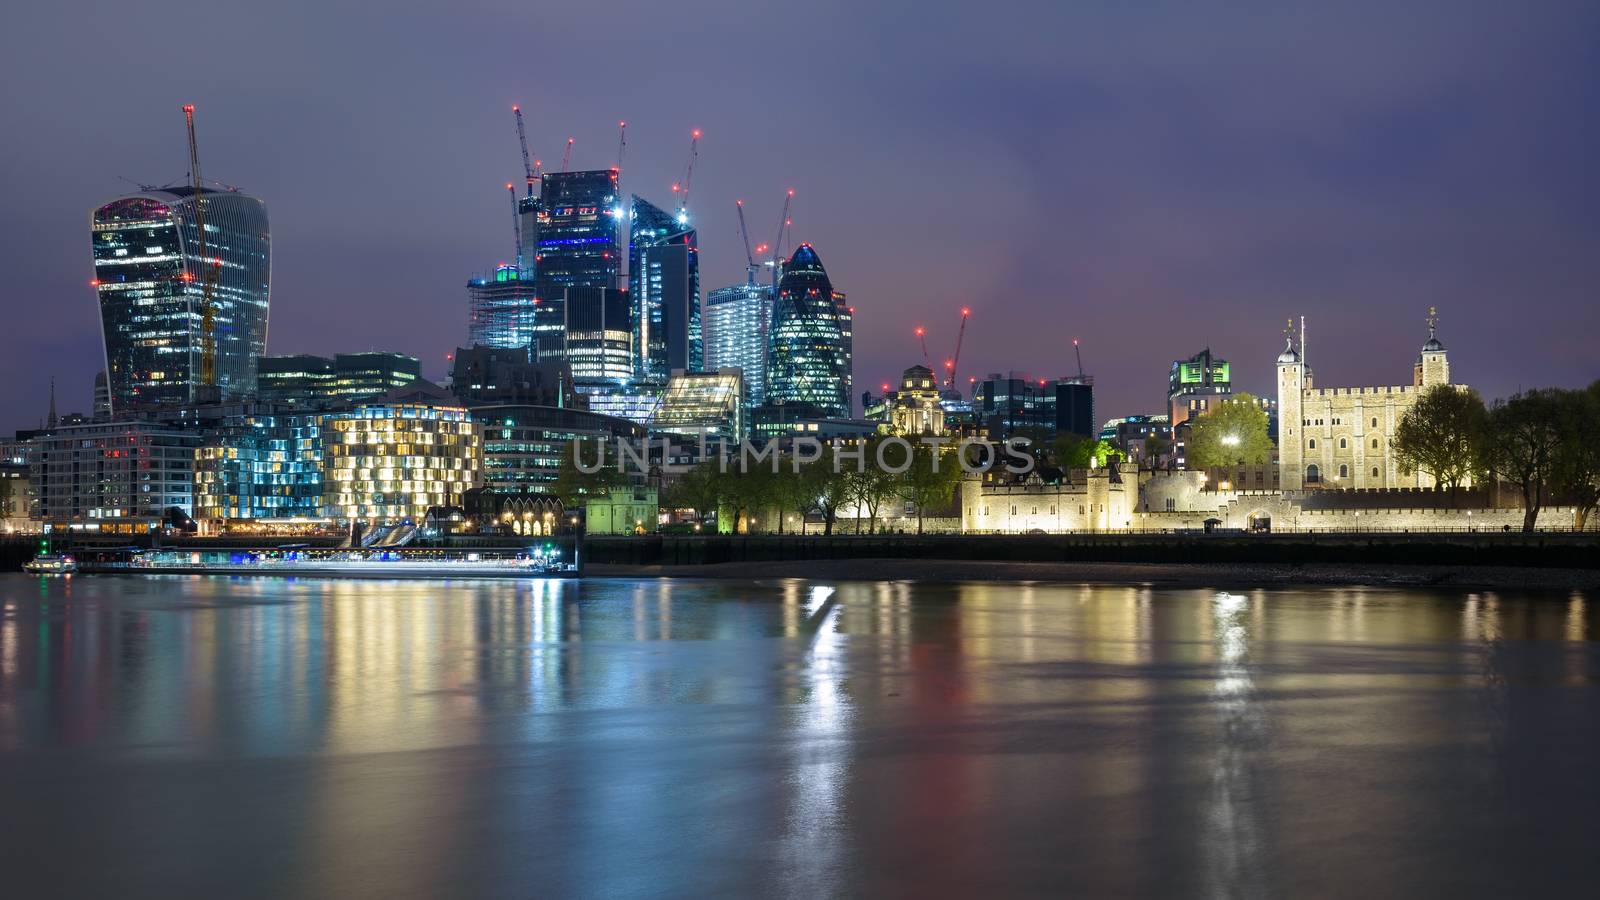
[767,244,852,417]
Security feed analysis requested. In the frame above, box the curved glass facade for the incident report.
[91,189,271,410]
[768,244,852,417]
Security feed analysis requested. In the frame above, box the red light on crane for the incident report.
[961,307,971,317]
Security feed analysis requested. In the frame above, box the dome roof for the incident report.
[1276,337,1300,364]
[786,243,824,273]
[1422,334,1444,352]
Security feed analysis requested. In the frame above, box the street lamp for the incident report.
[1221,434,1240,447]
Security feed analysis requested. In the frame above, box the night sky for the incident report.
[2,1,1596,430]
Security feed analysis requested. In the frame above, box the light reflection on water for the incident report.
[1,574,1598,899]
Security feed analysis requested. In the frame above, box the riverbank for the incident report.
[586,558,1600,591]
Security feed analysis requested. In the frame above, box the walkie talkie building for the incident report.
[90,188,271,412]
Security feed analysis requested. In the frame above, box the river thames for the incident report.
[2,574,1597,898]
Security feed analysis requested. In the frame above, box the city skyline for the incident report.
[3,1,1598,429]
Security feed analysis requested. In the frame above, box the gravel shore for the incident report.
[585,558,1600,592]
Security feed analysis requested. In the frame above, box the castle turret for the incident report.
[1276,321,1305,491]
[1414,306,1450,388]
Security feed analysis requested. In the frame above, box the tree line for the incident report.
[1391,381,1600,530]
[558,436,968,535]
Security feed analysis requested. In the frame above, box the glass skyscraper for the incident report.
[467,264,538,349]
[562,287,633,389]
[533,170,622,351]
[704,281,773,406]
[90,188,270,412]
[768,244,852,418]
[629,196,701,383]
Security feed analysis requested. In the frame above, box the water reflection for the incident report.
[1,575,1598,898]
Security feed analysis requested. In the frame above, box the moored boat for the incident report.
[23,553,78,575]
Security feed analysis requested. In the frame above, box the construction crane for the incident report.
[672,129,700,224]
[765,188,794,293]
[182,104,221,391]
[915,326,933,372]
[615,121,627,180]
[735,200,758,285]
[512,105,536,195]
[508,183,522,269]
[1073,338,1085,379]
[947,307,971,389]
[560,138,574,172]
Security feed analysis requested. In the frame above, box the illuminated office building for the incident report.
[323,403,480,522]
[767,244,852,418]
[561,287,633,390]
[704,282,772,406]
[534,170,622,349]
[331,353,420,400]
[652,368,744,440]
[1168,348,1231,426]
[467,264,538,349]
[256,354,335,402]
[194,411,324,521]
[629,196,701,382]
[474,404,646,494]
[90,188,271,411]
[255,352,419,405]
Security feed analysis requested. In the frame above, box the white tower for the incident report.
[1276,319,1305,491]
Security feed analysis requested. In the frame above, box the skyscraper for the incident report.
[1168,348,1231,426]
[704,281,773,406]
[562,287,633,389]
[767,244,852,417]
[466,264,538,349]
[90,188,271,411]
[629,196,701,383]
[533,170,622,351]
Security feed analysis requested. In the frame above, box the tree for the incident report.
[1391,384,1487,506]
[1186,393,1273,470]
[1482,389,1565,532]
[899,441,962,534]
[1142,435,1172,470]
[725,464,780,534]
[665,462,723,526]
[1063,438,1124,470]
[1554,382,1600,531]
[847,442,900,534]
[802,457,853,536]
[764,454,812,531]
[554,437,629,508]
